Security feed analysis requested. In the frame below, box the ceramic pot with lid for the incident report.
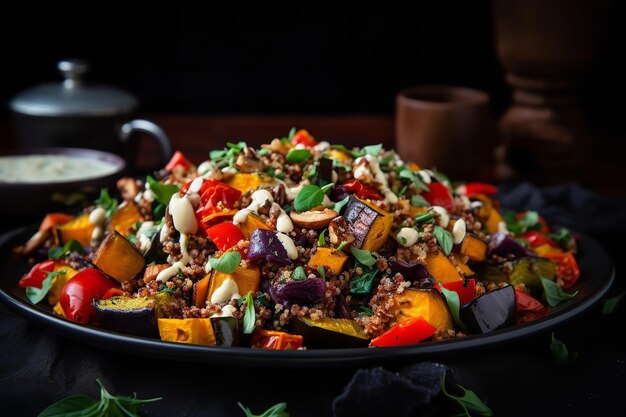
[9,59,172,169]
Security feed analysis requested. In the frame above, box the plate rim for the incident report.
[0,224,615,367]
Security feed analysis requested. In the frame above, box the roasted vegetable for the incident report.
[424,251,464,284]
[436,278,477,306]
[489,232,534,259]
[59,268,119,323]
[450,254,474,277]
[93,296,158,338]
[290,208,337,229]
[93,231,146,283]
[370,317,436,347]
[225,173,264,195]
[340,196,392,252]
[460,285,517,334]
[270,277,326,307]
[211,316,240,346]
[251,329,303,350]
[107,202,142,237]
[389,288,454,333]
[193,275,210,308]
[158,318,216,345]
[207,265,261,304]
[48,265,79,306]
[248,229,292,265]
[481,257,557,293]
[459,233,488,262]
[308,247,348,275]
[389,259,434,287]
[485,207,503,234]
[142,231,168,264]
[290,317,369,348]
[58,212,95,246]
[237,213,272,239]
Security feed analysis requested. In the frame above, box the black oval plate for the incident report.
[0,225,614,368]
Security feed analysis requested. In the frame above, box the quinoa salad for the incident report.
[15,129,581,349]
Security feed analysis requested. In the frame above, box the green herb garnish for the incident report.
[410,194,429,207]
[238,401,289,417]
[541,278,578,307]
[146,175,180,206]
[349,262,378,295]
[242,291,256,334]
[336,241,347,251]
[440,374,493,417]
[350,247,375,267]
[333,196,350,213]
[398,169,430,192]
[439,282,464,330]
[48,240,85,260]
[95,188,118,218]
[318,229,327,246]
[294,184,328,212]
[317,266,326,279]
[26,270,66,304]
[363,144,382,156]
[330,144,364,159]
[292,266,307,281]
[414,212,434,224]
[209,251,242,274]
[285,149,311,163]
[434,225,453,256]
[602,291,625,315]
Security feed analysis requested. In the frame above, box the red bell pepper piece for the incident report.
[341,179,384,200]
[59,268,119,323]
[422,182,455,212]
[165,151,193,171]
[515,289,549,323]
[18,260,58,289]
[436,278,477,306]
[205,222,245,252]
[290,129,318,147]
[100,287,125,300]
[251,330,304,350]
[543,252,580,289]
[39,213,73,232]
[460,182,498,197]
[522,231,559,248]
[370,317,436,347]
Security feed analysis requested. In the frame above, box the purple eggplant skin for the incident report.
[460,285,517,334]
[488,232,534,259]
[247,229,291,265]
[389,259,431,280]
[93,298,158,339]
[335,294,352,319]
[270,277,326,307]
[211,316,240,347]
[329,185,350,203]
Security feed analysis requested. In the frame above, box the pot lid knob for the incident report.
[58,59,89,89]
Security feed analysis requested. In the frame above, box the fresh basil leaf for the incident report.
[242,292,256,334]
[434,225,453,256]
[439,283,464,330]
[257,148,270,157]
[336,241,348,251]
[440,374,493,417]
[48,240,85,260]
[398,169,430,192]
[318,229,326,246]
[411,194,429,207]
[153,202,165,220]
[549,228,575,251]
[363,144,382,156]
[602,291,625,315]
[551,333,576,365]
[317,266,326,279]
[330,144,364,158]
[306,164,317,180]
[414,212,434,224]
[238,401,290,417]
[95,188,118,218]
[351,247,375,267]
[397,185,408,196]
[288,127,296,140]
[431,168,450,186]
[333,196,350,213]
[96,379,161,415]
[520,211,540,231]
[209,251,242,274]
[320,183,334,194]
[210,149,227,160]
[37,395,99,417]
[147,175,180,206]
[26,270,65,305]
[541,278,578,307]
[294,185,325,211]
[292,266,307,281]
[159,284,174,294]
[356,305,373,317]
[349,263,378,295]
[286,149,311,163]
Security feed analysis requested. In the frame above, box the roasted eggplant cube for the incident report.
[342,196,392,252]
[290,317,370,349]
[93,296,158,338]
[460,285,517,334]
[142,231,169,264]
[211,316,240,346]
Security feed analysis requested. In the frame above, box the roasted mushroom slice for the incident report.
[289,208,338,229]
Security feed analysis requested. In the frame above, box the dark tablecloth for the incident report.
[1,183,624,417]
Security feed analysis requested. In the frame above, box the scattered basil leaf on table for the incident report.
[242,292,256,334]
[440,374,493,417]
[602,291,626,315]
[434,225,453,256]
[26,270,66,304]
[541,278,578,307]
[238,401,289,417]
[351,247,376,267]
[48,240,85,260]
[551,332,577,365]
[209,251,242,274]
[146,175,180,206]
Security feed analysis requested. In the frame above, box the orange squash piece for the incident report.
[308,247,348,275]
[485,207,503,235]
[225,173,264,195]
[459,233,488,262]
[207,264,261,303]
[107,201,142,237]
[158,318,216,345]
[237,213,271,239]
[58,212,94,246]
[193,275,210,308]
[425,251,463,284]
[93,231,146,283]
[389,289,454,333]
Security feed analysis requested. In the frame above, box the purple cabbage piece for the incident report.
[270,277,326,307]
[247,229,291,265]
[389,259,431,280]
[488,232,534,259]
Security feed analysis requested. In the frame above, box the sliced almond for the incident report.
[290,208,338,229]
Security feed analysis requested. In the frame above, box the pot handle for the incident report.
[119,119,173,169]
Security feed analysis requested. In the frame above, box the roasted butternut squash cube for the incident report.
[460,233,487,262]
[308,247,348,275]
[58,212,94,246]
[237,213,271,239]
[93,231,146,283]
[107,201,142,237]
[193,275,210,308]
[207,264,261,303]
[450,254,474,277]
[226,173,264,195]
[390,289,454,333]
[425,251,463,284]
[158,318,216,345]
[485,207,503,235]
[342,196,392,252]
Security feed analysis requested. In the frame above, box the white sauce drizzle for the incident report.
[210,278,241,304]
[169,194,198,235]
[353,155,398,205]
[233,189,293,233]
[277,232,299,259]
[157,233,192,282]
